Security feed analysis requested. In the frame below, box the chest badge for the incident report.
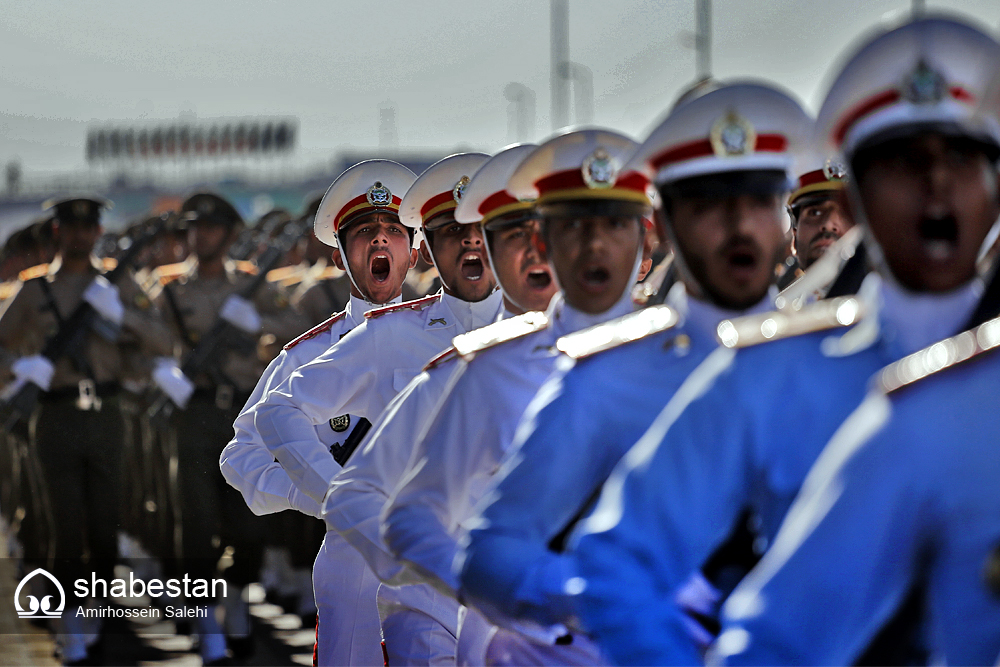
[429,318,448,326]
[329,414,351,433]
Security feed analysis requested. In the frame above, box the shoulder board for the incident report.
[283,311,347,350]
[18,263,50,282]
[717,296,864,349]
[155,261,194,285]
[556,305,681,360]
[0,280,20,300]
[101,257,118,271]
[423,346,459,371]
[266,265,306,285]
[875,314,1000,394]
[365,293,441,320]
[451,311,550,360]
[234,259,259,276]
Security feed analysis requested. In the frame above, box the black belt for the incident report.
[42,382,120,401]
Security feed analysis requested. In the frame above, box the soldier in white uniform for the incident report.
[220,160,419,666]
[254,153,503,665]
[378,129,657,666]
[321,142,561,667]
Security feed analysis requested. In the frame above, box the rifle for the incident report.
[146,215,311,425]
[1,216,169,432]
[227,225,265,262]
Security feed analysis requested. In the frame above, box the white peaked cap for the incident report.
[398,153,491,231]
[506,128,652,207]
[789,146,849,206]
[454,143,538,225]
[625,81,812,187]
[315,159,417,247]
[816,15,1000,158]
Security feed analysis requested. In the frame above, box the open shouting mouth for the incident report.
[460,253,485,281]
[919,213,959,262]
[526,267,553,290]
[579,264,611,292]
[370,253,391,283]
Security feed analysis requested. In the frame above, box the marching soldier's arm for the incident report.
[221,344,324,518]
[719,392,927,666]
[383,359,501,597]
[0,281,34,382]
[116,277,174,357]
[324,367,453,585]
[255,320,380,504]
[461,358,612,626]
[571,346,751,666]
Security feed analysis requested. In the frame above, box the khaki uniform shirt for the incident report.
[0,261,173,390]
[156,264,309,393]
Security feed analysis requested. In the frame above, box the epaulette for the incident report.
[155,260,195,286]
[283,311,347,350]
[423,346,459,371]
[0,280,20,301]
[101,257,118,271]
[266,264,306,287]
[234,259,259,276]
[451,310,550,360]
[18,263,50,282]
[556,305,680,360]
[716,296,864,349]
[365,293,441,320]
[875,314,1000,394]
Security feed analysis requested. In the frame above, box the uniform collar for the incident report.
[876,273,983,356]
[669,282,776,342]
[551,285,637,338]
[440,288,504,333]
[346,292,401,327]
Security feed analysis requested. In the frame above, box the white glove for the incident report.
[152,357,195,409]
[220,295,262,334]
[675,571,723,650]
[11,354,56,391]
[82,275,125,326]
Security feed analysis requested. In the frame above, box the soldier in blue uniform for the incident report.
[718,318,1000,665]
[457,82,811,645]
[567,16,1000,666]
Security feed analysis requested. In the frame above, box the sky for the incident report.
[0,0,997,176]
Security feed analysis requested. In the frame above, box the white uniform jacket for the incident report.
[254,289,504,505]
[220,293,389,516]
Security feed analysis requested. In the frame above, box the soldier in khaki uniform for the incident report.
[0,196,173,665]
[155,192,307,664]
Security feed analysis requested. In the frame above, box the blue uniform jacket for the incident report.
[460,289,757,628]
[719,334,1000,666]
[570,277,918,665]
